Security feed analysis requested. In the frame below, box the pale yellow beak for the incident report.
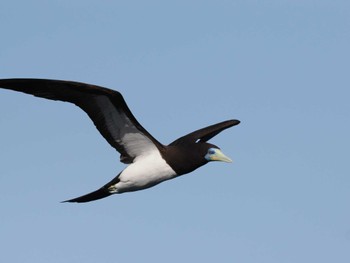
[207,148,232,163]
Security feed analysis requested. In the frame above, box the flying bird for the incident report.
[0,79,240,203]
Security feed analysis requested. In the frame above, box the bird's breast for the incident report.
[114,150,177,193]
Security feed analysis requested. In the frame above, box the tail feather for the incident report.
[62,173,121,203]
[62,187,112,203]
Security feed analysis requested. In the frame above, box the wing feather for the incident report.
[169,120,240,146]
[0,78,164,162]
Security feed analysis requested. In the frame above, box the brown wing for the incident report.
[0,78,164,163]
[169,120,240,146]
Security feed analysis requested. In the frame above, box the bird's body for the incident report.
[0,79,240,203]
[116,150,176,193]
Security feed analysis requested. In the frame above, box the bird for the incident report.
[0,79,240,203]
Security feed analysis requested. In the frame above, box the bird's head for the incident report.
[203,144,232,163]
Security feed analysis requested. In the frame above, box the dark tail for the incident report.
[62,187,112,203]
[62,173,121,203]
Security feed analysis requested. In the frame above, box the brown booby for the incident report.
[0,79,240,203]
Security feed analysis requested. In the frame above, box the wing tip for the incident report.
[227,119,240,126]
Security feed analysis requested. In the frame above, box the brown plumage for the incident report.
[0,79,240,202]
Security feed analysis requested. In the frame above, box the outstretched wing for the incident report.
[0,78,164,163]
[169,119,240,146]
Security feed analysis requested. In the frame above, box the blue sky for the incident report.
[0,1,349,262]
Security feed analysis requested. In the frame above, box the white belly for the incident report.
[113,150,177,193]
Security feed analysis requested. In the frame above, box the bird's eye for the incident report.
[208,149,216,155]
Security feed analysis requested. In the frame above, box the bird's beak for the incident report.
[211,149,233,163]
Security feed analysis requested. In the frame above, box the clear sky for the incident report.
[0,1,349,262]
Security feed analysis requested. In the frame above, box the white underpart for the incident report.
[94,96,176,192]
[113,149,177,193]
[122,133,155,157]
